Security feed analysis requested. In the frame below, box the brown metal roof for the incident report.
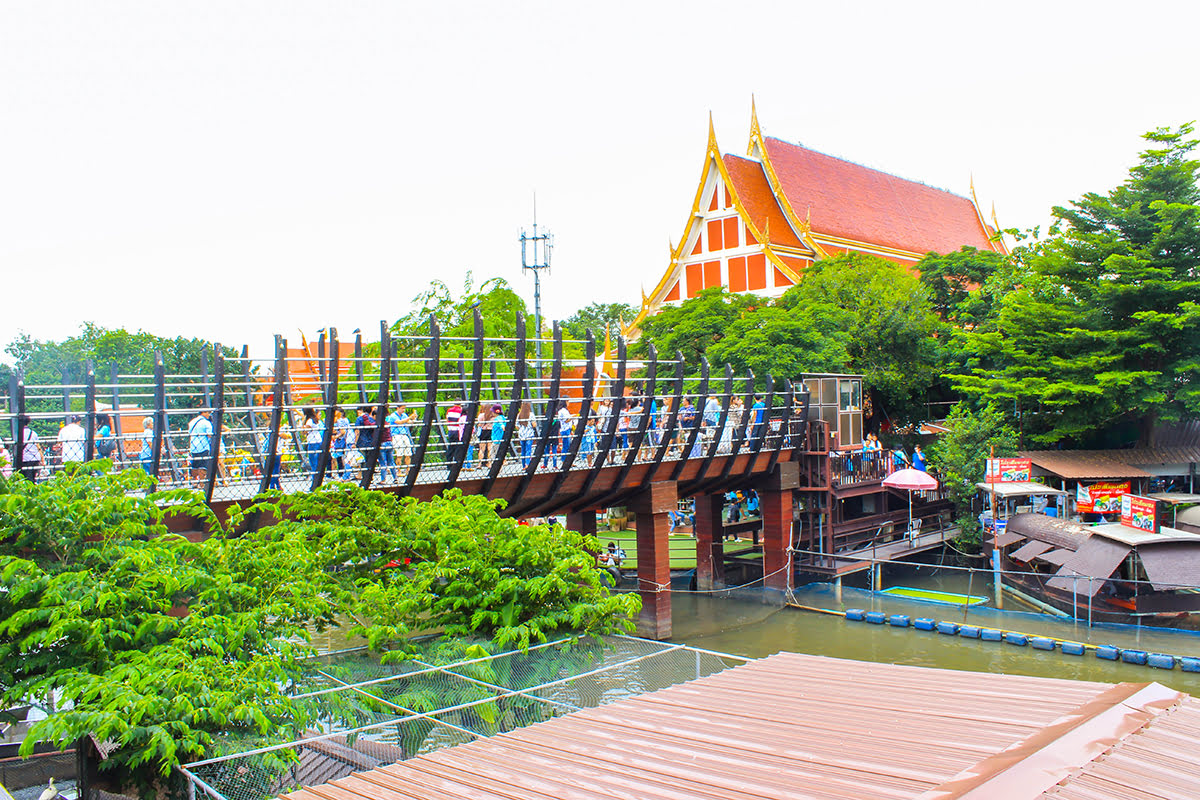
[1009,540,1054,562]
[1138,542,1200,590]
[993,531,1025,548]
[1006,514,1091,552]
[1020,447,1200,480]
[281,652,1200,800]
[1047,536,1132,597]
[1037,548,1076,566]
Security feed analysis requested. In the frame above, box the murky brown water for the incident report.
[669,563,1200,696]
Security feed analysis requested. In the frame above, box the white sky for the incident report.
[2,1,1197,362]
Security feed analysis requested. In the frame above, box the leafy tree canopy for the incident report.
[0,470,637,793]
[390,274,532,360]
[917,246,1008,324]
[633,288,766,366]
[561,302,636,343]
[950,123,1200,446]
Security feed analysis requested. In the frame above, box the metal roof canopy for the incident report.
[1047,536,1133,597]
[279,651,1200,800]
[976,481,1069,498]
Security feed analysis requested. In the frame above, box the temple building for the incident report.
[630,103,1007,330]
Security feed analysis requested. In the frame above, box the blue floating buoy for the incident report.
[865,611,886,625]
[981,628,1003,642]
[888,614,910,627]
[914,617,936,631]
[1096,645,1120,661]
[1031,637,1056,651]
[936,621,959,635]
[1061,641,1085,656]
[1005,632,1029,646]
[958,625,981,639]
[1121,649,1149,666]
[1181,657,1200,673]
[1147,653,1175,670]
[845,609,866,621]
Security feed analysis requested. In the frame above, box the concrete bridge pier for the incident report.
[694,493,726,591]
[757,461,799,603]
[629,480,678,641]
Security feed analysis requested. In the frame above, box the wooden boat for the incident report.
[994,513,1200,623]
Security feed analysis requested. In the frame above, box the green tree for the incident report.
[633,288,765,365]
[561,302,636,342]
[0,471,637,793]
[391,274,532,360]
[950,124,1200,446]
[917,246,1008,324]
[778,253,944,425]
[926,402,1018,550]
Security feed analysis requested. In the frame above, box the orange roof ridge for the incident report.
[763,135,972,200]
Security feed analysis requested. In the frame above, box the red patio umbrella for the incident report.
[882,468,940,532]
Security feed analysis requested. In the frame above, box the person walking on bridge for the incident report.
[188,408,213,485]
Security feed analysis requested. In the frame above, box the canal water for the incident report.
[670,562,1200,696]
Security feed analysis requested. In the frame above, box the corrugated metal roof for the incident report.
[1020,450,1154,479]
[975,481,1069,498]
[993,531,1025,548]
[1138,542,1200,590]
[1007,514,1091,552]
[1038,548,1076,566]
[282,653,1200,800]
[1010,540,1054,562]
[1047,536,1132,597]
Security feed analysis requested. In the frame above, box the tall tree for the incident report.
[951,124,1200,446]
[561,302,636,342]
[917,246,1008,324]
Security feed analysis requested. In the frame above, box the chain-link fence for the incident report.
[178,636,746,800]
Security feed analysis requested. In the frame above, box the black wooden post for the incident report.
[151,352,166,481]
[482,312,526,495]
[511,322,563,504]
[259,337,287,495]
[446,310,485,487]
[360,323,392,488]
[764,380,794,477]
[200,346,211,409]
[204,346,226,503]
[84,360,97,462]
[61,367,71,425]
[354,331,367,405]
[564,336,627,513]
[671,357,710,482]
[10,374,26,477]
[405,316,440,490]
[312,329,340,490]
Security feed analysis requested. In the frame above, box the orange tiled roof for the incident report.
[763,136,998,256]
[721,154,805,250]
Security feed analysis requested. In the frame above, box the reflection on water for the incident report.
[670,563,1200,696]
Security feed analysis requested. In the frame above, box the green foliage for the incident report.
[391,274,532,360]
[561,302,636,342]
[0,470,636,793]
[917,246,1008,324]
[949,124,1200,446]
[634,288,766,366]
[778,253,945,423]
[927,402,1018,551]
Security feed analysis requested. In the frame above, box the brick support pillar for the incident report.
[629,481,677,640]
[757,462,799,603]
[694,493,725,591]
[566,510,597,538]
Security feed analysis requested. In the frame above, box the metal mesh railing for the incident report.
[178,635,747,800]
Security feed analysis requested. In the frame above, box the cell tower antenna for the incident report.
[520,195,553,380]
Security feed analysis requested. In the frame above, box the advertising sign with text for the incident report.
[1120,494,1160,533]
[985,458,1032,483]
[1076,481,1130,514]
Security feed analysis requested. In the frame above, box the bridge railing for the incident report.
[2,317,816,506]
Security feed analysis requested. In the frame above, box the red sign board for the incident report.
[985,458,1032,483]
[1076,481,1129,514]
[1120,494,1160,533]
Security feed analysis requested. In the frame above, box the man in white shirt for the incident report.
[57,415,86,466]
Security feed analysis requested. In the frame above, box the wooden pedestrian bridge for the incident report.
[2,314,955,638]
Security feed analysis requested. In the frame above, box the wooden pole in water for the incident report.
[989,445,1003,609]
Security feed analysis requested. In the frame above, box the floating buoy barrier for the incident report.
[807,602,1200,676]
[1148,653,1176,670]
[1121,649,1149,666]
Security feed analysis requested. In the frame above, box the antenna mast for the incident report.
[520,196,553,379]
